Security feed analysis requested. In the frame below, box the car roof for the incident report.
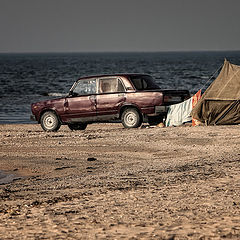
[76,73,151,81]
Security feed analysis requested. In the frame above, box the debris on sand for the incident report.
[87,157,97,162]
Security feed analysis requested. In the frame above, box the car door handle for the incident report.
[89,95,96,101]
[118,93,125,97]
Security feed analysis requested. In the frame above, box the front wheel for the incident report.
[40,111,61,132]
[68,123,87,131]
[121,108,142,128]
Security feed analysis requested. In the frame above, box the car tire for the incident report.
[40,111,61,132]
[121,108,142,128]
[68,123,87,131]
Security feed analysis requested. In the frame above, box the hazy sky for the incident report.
[0,0,239,53]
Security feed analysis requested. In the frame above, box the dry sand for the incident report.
[0,123,240,239]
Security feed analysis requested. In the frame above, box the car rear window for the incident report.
[129,75,160,90]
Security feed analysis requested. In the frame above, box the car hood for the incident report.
[32,97,66,106]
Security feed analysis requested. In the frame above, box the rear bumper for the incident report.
[155,105,168,114]
[146,105,168,117]
[30,115,36,121]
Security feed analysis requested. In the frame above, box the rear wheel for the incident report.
[121,108,142,128]
[40,111,61,132]
[68,123,87,131]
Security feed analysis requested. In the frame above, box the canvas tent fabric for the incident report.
[191,60,240,125]
[192,90,201,126]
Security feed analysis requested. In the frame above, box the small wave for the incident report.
[188,76,199,79]
[41,92,68,97]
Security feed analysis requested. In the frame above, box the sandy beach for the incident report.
[0,123,240,239]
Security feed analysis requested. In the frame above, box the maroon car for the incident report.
[31,74,190,131]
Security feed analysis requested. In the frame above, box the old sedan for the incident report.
[31,74,190,131]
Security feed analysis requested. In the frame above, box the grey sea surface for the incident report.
[0,51,240,124]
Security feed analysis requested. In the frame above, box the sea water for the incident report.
[0,51,240,124]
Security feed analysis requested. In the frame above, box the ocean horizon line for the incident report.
[0,49,240,55]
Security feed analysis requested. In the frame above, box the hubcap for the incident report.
[44,115,56,129]
[125,112,137,126]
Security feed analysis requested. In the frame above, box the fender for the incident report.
[118,103,142,117]
[39,107,63,124]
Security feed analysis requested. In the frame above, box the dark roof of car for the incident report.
[77,73,150,81]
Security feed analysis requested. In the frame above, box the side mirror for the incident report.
[69,90,78,97]
[126,87,134,91]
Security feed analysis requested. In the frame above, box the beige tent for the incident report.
[191,60,240,125]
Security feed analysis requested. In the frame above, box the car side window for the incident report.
[131,77,148,90]
[99,78,125,93]
[129,75,160,90]
[73,79,96,96]
[117,79,125,92]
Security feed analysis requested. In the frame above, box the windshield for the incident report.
[129,75,160,90]
[72,79,96,96]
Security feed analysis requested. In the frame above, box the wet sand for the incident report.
[0,123,240,239]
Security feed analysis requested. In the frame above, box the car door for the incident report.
[63,78,97,122]
[96,77,126,120]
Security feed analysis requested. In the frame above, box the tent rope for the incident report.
[200,63,223,91]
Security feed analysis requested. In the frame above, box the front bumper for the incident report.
[30,115,36,121]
